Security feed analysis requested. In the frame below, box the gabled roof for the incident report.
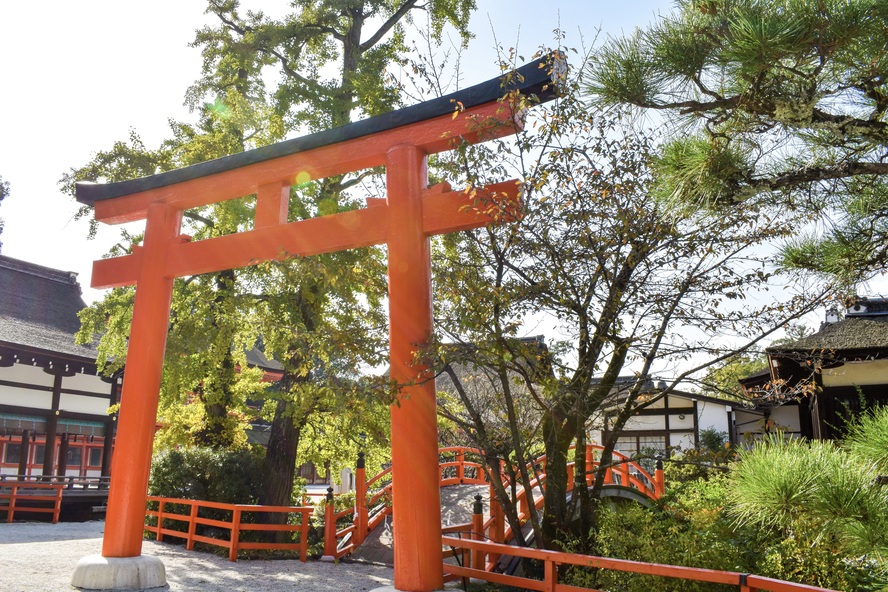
[767,317,888,354]
[0,255,97,361]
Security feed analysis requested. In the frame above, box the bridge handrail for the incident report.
[442,536,839,592]
[332,443,664,558]
[145,495,312,562]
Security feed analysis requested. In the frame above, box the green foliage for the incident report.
[589,464,887,592]
[434,45,827,552]
[844,404,888,474]
[588,477,752,592]
[730,434,888,567]
[148,446,265,503]
[585,0,888,280]
[699,353,768,399]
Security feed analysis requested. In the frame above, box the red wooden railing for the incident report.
[325,445,662,558]
[441,535,838,592]
[0,481,64,523]
[145,496,312,562]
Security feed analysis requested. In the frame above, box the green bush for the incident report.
[147,446,266,540]
[581,475,754,592]
[845,404,888,474]
[149,446,264,503]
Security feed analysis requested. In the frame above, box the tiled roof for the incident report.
[767,316,888,353]
[0,255,97,360]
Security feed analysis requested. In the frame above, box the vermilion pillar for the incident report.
[386,144,443,591]
[103,203,180,557]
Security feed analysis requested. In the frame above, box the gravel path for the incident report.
[0,521,394,592]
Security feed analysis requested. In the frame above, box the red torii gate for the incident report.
[72,57,557,591]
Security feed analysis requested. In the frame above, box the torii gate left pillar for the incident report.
[71,56,556,592]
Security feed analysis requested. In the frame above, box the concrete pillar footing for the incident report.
[71,554,166,590]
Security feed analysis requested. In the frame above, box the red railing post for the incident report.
[544,559,557,592]
[186,502,198,550]
[457,449,465,483]
[471,494,484,571]
[489,485,504,566]
[323,487,336,559]
[300,508,310,562]
[655,459,665,498]
[156,499,166,542]
[8,484,18,523]
[355,451,367,546]
[229,507,242,562]
[585,444,594,486]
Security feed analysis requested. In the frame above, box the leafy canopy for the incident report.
[585,0,888,280]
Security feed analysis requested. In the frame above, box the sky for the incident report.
[0,1,671,304]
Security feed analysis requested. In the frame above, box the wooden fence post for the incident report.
[355,452,367,546]
[156,500,166,542]
[489,486,504,566]
[655,459,665,497]
[229,507,242,562]
[186,502,198,550]
[323,486,336,559]
[471,494,484,571]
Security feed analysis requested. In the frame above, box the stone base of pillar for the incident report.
[368,587,451,592]
[71,554,166,590]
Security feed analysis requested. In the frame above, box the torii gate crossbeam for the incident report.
[74,56,558,592]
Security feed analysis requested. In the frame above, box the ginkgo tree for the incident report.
[65,0,477,511]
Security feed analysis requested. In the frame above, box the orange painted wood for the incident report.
[92,102,522,224]
[422,180,521,235]
[90,179,518,290]
[441,537,839,592]
[355,465,367,546]
[255,181,290,228]
[91,205,390,289]
[386,144,443,592]
[0,482,63,523]
[103,203,181,558]
[746,576,834,592]
[145,496,311,562]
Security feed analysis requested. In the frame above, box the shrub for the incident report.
[149,446,264,503]
[844,404,888,474]
[147,446,265,540]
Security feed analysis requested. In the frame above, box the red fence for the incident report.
[442,536,839,592]
[145,496,312,562]
[0,481,64,523]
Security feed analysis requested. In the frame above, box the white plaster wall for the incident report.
[670,413,695,430]
[734,409,765,439]
[59,393,109,416]
[665,395,693,409]
[646,397,666,409]
[63,372,111,394]
[3,363,54,387]
[623,414,666,430]
[0,386,52,410]
[697,401,730,434]
[670,432,695,450]
[771,406,801,432]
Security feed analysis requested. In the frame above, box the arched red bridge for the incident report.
[325,444,663,560]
